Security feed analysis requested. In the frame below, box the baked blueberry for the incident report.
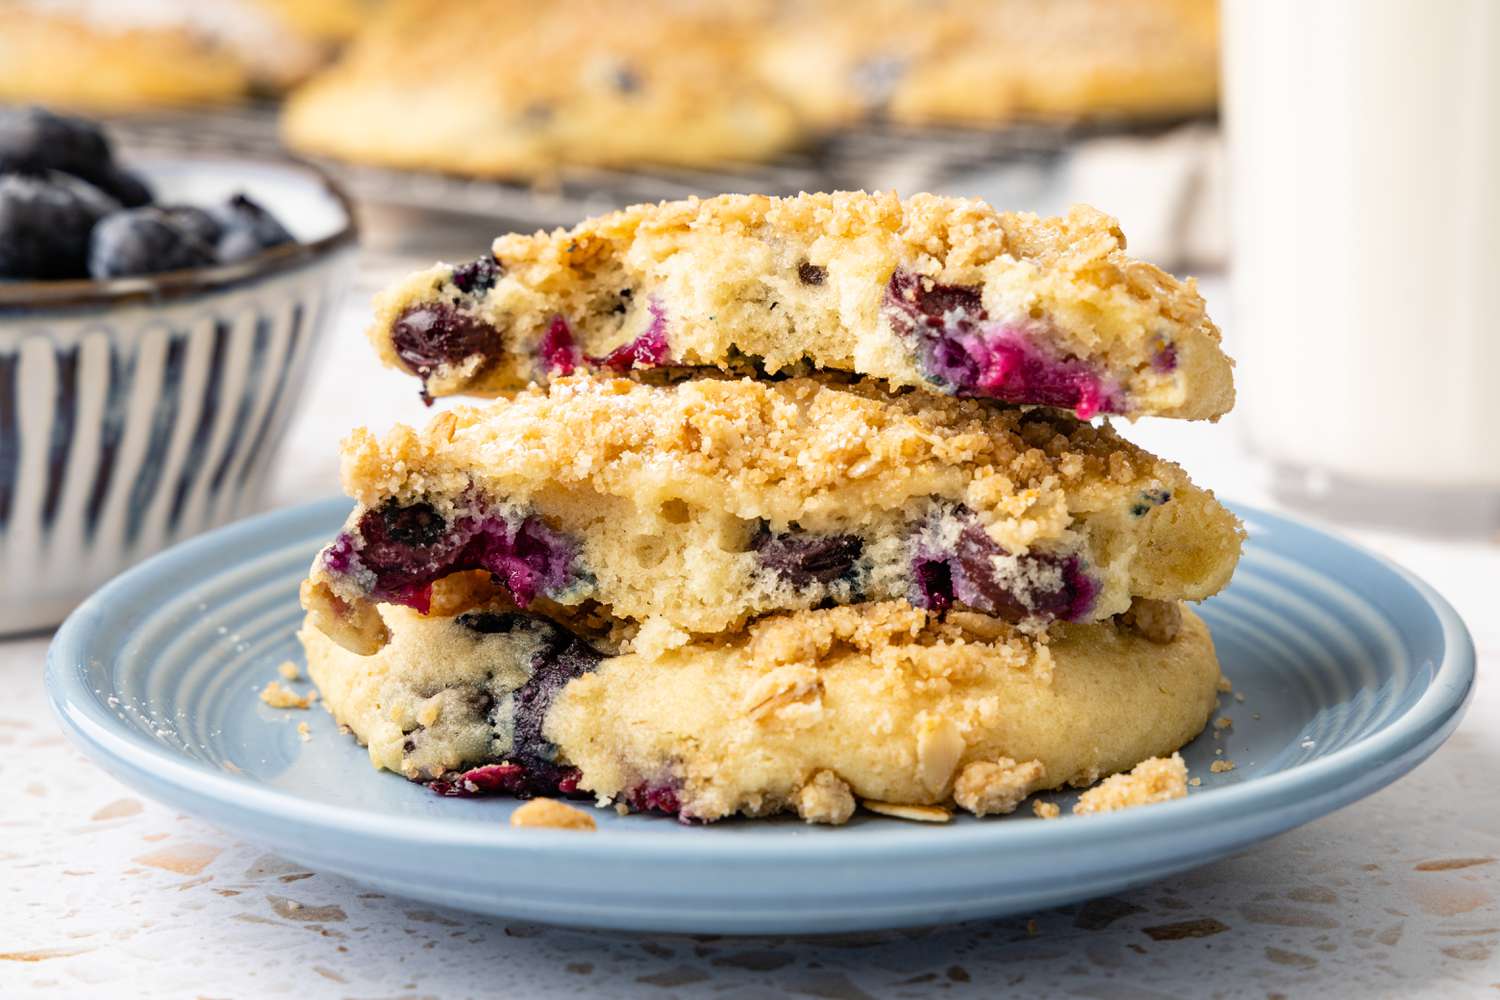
[0,172,119,280]
[751,523,863,588]
[391,304,499,379]
[539,315,578,375]
[883,268,1121,418]
[88,207,217,279]
[451,254,501,294]
[589,299,670,371]
[909,509,1099,624]
[331,498,585,613]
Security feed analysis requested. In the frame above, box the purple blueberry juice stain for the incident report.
[326,498,585,610]
[539,314,579,375]
[883,268,1123,419]
[429,612,603,799]
[430,762,526,797]
[912,559,953,615]
[590,297,671,371]
[1151,338,1178,373]
[626,781,683,818]
[909,509,1098,624]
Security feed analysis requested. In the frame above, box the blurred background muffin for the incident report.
[754,0,1218,129]
[281,0,803,178]
[0,0,373,110]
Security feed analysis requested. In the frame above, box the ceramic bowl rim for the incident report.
[0,153,358,311]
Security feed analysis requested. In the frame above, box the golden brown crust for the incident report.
[371,192,1233,420]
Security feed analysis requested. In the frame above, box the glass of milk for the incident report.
[1222,0,1500,534]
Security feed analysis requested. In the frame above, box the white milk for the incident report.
[1223,0,1500,504]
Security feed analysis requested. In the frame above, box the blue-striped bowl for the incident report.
[0,157,356,634]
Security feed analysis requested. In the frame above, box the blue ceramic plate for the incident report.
[47,499,1474,934]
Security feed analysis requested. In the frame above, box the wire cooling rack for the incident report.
[103,104,1153,224]
[104,103,1217,271]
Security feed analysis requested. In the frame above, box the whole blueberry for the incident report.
[211,193,293,263]
[0,172,120,280]
[88,207,217,279]
[160,205,224,248]
[0,107,152,207]
[451,254,501,294]
[751,523,864,588]
[391,303,498,375]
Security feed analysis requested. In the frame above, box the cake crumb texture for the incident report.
[1073,752,1189,815]
[259,680,315,710]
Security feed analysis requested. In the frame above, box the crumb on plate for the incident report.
[510,798,597,831]
[1073,753,1188,815]
[259,680,314,710]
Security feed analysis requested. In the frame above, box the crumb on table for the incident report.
[510,798,597,831]
[1210,759,1236,774]
[259,680,315,710]
[297,722,312,742]
[1214,716,1233,730]
[1032,800,1061,820]
[1073,753,1189,815]
[277,661,301,681]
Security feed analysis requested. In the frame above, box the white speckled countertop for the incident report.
[4,273,1497,999]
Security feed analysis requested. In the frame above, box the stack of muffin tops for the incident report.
[299,191,1243,824]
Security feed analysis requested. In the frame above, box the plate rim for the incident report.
[46,497,1477,862]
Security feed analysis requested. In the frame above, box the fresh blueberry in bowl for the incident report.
[88,207,219,279]
[211,193,295,263]
[0,106,152,207]
[0,107,301,281]
[0,172,119,280]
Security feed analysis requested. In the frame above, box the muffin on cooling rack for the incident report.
[0,0,360,109]
[755,0,1220,128]
[282,0,803,178]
